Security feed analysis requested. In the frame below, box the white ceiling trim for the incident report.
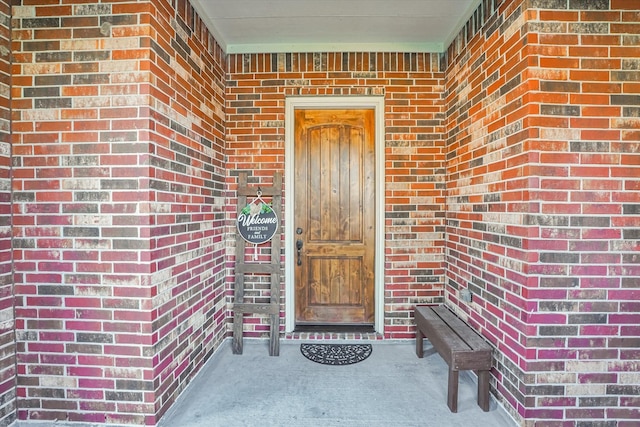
[191,0,483,55]
[222,42,445,55]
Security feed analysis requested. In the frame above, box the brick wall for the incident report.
[0,1,15,425]
[445,0,640,425]
[226,53,447,338]
[147,0,227,421]
[10,0,226,424]
[444,0,533,421]
[4,0,639,425]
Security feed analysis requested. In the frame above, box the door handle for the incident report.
[296,239,303,266]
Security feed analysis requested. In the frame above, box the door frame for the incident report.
[284,96,385,333]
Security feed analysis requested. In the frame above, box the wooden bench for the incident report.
[415,305,492,413]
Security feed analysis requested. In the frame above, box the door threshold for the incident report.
[294,324,375,333]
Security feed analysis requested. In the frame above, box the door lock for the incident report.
[296,239,303,266]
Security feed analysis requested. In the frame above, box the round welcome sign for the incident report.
[236,202,279,245]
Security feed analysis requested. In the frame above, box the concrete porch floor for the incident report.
[159,339,518,427]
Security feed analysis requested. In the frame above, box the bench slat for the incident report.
[416,306,471,353]
[433,306,491,351]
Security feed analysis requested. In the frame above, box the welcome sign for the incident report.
[236,202,278,245]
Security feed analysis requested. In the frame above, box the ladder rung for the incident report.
[233,302,280,315]
[236,263,280,274]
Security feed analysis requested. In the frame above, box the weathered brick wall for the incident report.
[0,1,15,425]
[226,53,447,338]
[445,0,640,425]
[11,0,227,424]
[444,0,532,421]
[5,0,638,425]
[147,0,227,421]
[11,2,157,423]
[524,0,640,424]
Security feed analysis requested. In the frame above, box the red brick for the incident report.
[612,0,640,9]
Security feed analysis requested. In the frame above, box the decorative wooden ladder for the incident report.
[232,172,282,356]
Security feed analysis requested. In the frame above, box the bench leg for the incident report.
[416,328,424,358]
[477,370,490,411]
[447,367,459,413]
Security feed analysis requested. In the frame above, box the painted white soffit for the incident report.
[191,0,482,54]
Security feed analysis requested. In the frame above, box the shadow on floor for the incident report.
[160,339,518,427]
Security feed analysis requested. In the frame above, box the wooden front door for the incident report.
[294,108,376,326]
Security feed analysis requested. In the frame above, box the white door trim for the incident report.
[284,96,385,333]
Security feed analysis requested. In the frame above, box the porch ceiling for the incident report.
[190,0,482,54]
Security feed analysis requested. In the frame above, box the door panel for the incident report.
[294,109,375,325]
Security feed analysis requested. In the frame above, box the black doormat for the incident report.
[300,343,372,366]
